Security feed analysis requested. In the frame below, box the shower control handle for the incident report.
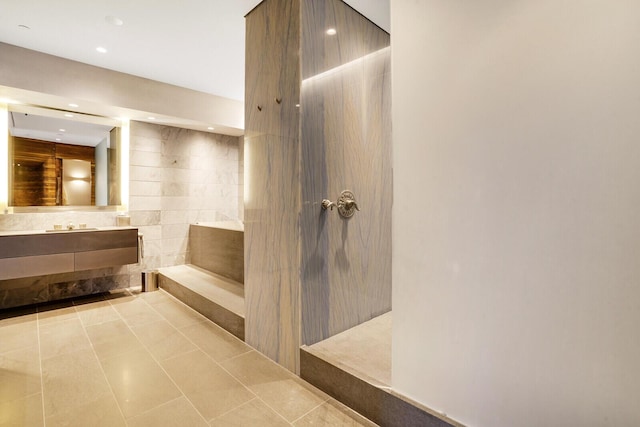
[321,190,360,218]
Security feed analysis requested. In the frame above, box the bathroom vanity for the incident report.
[0,226,138,281]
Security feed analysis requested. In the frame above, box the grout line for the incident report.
[74,300,129,424]
[139,290,264,423]
[36,307,46,427]
[149,289,324,425]
[122,293,211,425]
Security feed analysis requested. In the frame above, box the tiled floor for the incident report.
[0,289,376,427]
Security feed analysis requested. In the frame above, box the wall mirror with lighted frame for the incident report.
[5,104,124,211]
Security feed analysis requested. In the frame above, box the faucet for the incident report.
[321,199,336,210]
[67,222,75,230]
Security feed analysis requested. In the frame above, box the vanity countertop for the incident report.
[0,226,137,237]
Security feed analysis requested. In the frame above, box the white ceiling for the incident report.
[0,0,390,102]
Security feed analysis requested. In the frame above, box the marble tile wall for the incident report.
[299,0,392,345]
[128,121,243,287]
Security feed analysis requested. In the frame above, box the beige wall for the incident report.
[391,1,640,426]
[0,42,243,134]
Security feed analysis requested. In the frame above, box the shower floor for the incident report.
[301,312,460,426]
[304,311,392,387]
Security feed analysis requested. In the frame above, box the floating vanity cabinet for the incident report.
[0,227,138,280]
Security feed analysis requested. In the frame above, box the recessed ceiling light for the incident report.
[295,104,300,108]
[207,127,214,130]
[148,117,156,120]
[105,15,124,26]
[59,129,66,132]
[64,113,74,118]
[68,103,79,108]
[55,138,61,141]
[96,46,108,53]
[326,28,337,36]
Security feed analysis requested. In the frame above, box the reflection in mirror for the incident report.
[7,105,121,208]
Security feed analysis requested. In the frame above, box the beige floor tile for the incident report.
[210,398,290,427]
[0,314,38,354]
[293,399,377,427]
[0,392,44,427]
[0,346,41,403]
[39,318,92,360]
[110,297,164,327]
[161,350,254,421]
[127,396,208,427]
[135,289,173,304]
[101,347,182,419]
[85,319,144,360]
[150,298,207,329]
[37,303,78,325]
[221,351,328,422]
[179,321,251,362]
[75,300,120,327]
[131,319,197,361]
[45,394,126,427]
[41,349,113,419]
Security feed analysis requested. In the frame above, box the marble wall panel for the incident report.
[299,0,392,345]
[244,132,301,372]
[244,0,301,142]
[244,0,302,373]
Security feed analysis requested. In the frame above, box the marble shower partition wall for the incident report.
[244,0,391,372]
[299,0,392,345]
[244,0,302,373]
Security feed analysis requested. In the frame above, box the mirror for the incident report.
[6,105,122,209]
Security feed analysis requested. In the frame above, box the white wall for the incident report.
[391,1,640,426]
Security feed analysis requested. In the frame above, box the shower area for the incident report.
[244,0,392,393]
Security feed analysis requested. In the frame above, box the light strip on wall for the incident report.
[243,138,250,205]
[0,103,8,214]
[301,46,390,85]
[119,118,130,212]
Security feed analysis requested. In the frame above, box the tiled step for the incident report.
[300,313,460,427]
[157,264,244,340]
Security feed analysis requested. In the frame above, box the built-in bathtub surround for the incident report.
[244,0,392,373]
[158,222,245,339]
[127,122,243,287]
[189,222,244,283]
